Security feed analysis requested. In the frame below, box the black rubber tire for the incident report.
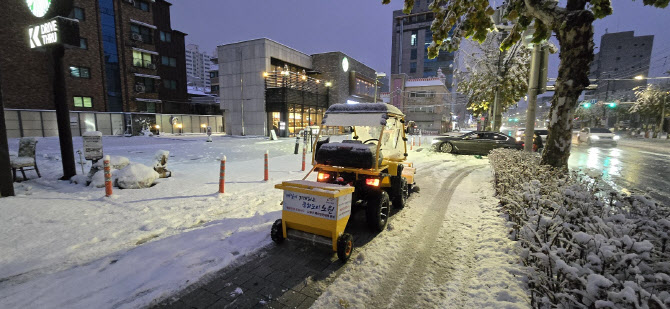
[391,177,409,210]
[270,219,284,244]
[337,233,354,263]
[366,190,390,232]
[440,142,454,153]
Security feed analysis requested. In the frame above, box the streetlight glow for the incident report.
[634,75,645,80]
[325,82,332,87]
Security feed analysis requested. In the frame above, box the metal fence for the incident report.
[3,109,224,138]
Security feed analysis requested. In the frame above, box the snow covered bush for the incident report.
[116,163,159,189]
[489,149,670,308]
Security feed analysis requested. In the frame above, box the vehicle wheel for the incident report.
[337,233,354,263]
[270,219,284,244]
[391,177,409,210]
[440,142,454,153]
[366,190,390,232]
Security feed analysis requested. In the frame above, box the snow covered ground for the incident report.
[1,134,529,308]
[312,155,529,308]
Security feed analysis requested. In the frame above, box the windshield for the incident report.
[590,128,612,133]
[318,116,406,161]
[535,130,549,135]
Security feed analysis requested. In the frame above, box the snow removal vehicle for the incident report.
[271,103,416,262]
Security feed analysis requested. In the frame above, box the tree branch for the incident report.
[523,0,564,27]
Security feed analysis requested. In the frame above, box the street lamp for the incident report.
[325,82,332,87]
[176,123,183,135]
[634,75,645,80]
[201,123,207,133]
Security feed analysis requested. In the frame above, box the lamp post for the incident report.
[177,123,183,135]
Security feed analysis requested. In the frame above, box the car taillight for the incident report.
[365,178,380,187]
[317,172,330,181]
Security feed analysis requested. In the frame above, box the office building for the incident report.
[390,0,455,89]
[589,31,654,99]
[185,44,212,89]
[216,38,379,137]
[0,0,219,137]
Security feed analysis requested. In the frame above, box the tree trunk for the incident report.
[540,10,595,169]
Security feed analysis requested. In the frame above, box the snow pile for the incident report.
[116,163,159,189]
[489,149,670,308]
[92,155,130,170]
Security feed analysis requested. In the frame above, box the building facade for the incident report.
[185,44,212,89]
[589,31,654,100]
[216,38,379,137]
[393,69,451,134]
[390,0,455,90]
[1,0,191,120]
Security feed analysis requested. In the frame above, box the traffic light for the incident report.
[608,102,616,108]
[583,103,591,108]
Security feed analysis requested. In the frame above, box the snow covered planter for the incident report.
[116,163,159,189]
[489,149,670,308]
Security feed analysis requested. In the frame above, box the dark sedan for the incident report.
[431,131,523,155]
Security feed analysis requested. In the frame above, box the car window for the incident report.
[493,134,508,141]
[479,133,495,140]
[589,128,612,133]
[535,130,549,135]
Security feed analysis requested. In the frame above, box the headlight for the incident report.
[613,135,620,140]
[591,135,600,140]
[515,136,521,142]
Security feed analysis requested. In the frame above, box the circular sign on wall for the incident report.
[25,0,73,19]
[342,57,349,72]
[27,0,52,17]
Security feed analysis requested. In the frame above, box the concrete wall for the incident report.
[312,52,378,105]
[217,38,312,136]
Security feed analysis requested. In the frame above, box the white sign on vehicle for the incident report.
[283,191,352,221]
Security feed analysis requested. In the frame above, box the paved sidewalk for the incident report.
[151,210,378,309]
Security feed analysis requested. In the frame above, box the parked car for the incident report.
[432,131,523,155]
[577,127,619,146]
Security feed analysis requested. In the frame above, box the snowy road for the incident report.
[2,136,529,308]
[313,154,529,309]
[569,138,670,206]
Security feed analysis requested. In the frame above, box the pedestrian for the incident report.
[534,132,543,153]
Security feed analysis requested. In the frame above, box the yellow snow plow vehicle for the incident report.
[271,103,417,262]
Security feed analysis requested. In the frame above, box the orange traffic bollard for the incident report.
[411,137,413,150]
[104,155,112,197]
[264,150,269,181]
[219,155,226,193]
[418,137,421,146]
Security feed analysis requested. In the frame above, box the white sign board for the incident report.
[82,131,103,160]
[283,191,352,221]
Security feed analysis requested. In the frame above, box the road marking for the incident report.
[637,150,670,159]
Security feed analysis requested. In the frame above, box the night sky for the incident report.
[169,1,670,79]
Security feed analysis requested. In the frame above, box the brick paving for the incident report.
[151,209,378,309]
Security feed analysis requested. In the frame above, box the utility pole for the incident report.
[524,44,544,152]
[51,45,77,179]
[0,68,15,197]
[661,93,667,138]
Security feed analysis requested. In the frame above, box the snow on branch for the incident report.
[489,149,670,308]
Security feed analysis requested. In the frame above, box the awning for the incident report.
[135,98,162,103]
[132,47,158,55]
[134,73,161,79]
[130,19,157,29]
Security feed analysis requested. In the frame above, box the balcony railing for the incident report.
[263,71,329,94]
[133,59,157,69]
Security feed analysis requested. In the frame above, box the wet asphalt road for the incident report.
[568,138,670,207]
